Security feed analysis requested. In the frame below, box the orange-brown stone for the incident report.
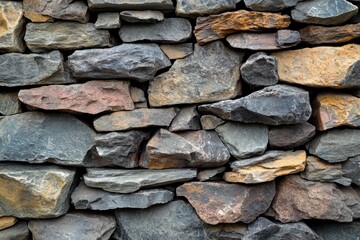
[0,216,17,230]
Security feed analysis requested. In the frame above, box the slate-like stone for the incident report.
[0,216,17,230]
[240,52,278,88]
[306,129,360,163]
[176,0,240,17]
[88,0,174,11]
[94,108,177,132]
[120,10,164,23]
[0,1,25,53]
[71,182,173,210]
[95,12,121,29]
[169,105,201,131]
[84,168,196,193]
[160,43,193,59]
[0,92,21,115]
[0,222,29,240]
[28,212,116,240]
[140,129,230,169]
[18,81,134,115]
[200,115,225,130]
[197,167,226,181]
[244,0,300,12]
[176,181,276,224]
[199,84,311,125]
[291,0,358,25]
[309,220,360,240]
[130,87,146,103]
[194,10,291,44]
[343,155,360,186]
[0,112,95,166]
[0,50,75,87]
[269,122,316,149]
[113,200,207,240]
[68,44,171,81]
[0,163,75,218]
[148,41,242,106]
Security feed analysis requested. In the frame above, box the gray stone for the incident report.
[95,12,121,29]
[169,105,201,131]
[244,0,300,12]
[276,29,301,47]
[198,84,312,125]
[140,129,230,169]
[0,92,21,115]
[343,155,360,186]
[240,52,278,88]
[207,223,248,240]
[119,18,192,43]
[68,44,171,82]
[71,182,173,210]
[130,87,146,103]
[88,0,174,11]
[306,129,360,163]
[0,51,75,87]
[28,212,116,240]
[0,112,95,166]
[308,220,360,240]
[25,22,113,52]
[0,222,29,240]
[197,167,226,181]
[216,122,268,159]
[160,43,193,59]
[200,115,225,130]
[149,41,243,106]
[176,0,240,17]
[291,0,358,25]
[120,10,164,23]
[84,168,197,193]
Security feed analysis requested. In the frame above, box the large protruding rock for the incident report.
[68,44,171,81]
[244,0,300,12]
[0,92,22,116]
[0,163,75,218]
[176,0,240,17]
[88,0,174,11]
[148,41,242,106]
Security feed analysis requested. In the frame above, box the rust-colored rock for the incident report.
[312,93,360,131]
[0,216,17,230]
[18,81,134,115]
[176,181,276,224]
[194,10,291,44]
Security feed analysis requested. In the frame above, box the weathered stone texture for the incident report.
[176,0,240,17]
[120,10,164,23]
[88,0,174,11]
[0,93,21,115]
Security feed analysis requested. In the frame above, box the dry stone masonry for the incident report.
[1,0,360,239]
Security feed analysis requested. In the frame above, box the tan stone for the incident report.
[312,93,360,131]
[160,43,193,59]
[0,216,17,230]
[24,9,53,23]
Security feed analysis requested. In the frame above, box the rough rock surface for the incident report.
[160,43,193,59]
[0,216,17,230]
[0,92,21,115]
[88,0,175,11]
[176,0,240,17]
[197,167,226,181]
[95,12,121,29]
[0,222,29,240]
[200,115,225,130]
[148,41,242,106]
[169,105,201,131]
[120,10,164,23]
[244,0,300,12]
[343,155,360,186]
[309,220,360,240]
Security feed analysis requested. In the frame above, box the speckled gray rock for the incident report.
[88,0,174,11]
[0,51,75,87]
[199,84,311,125]
[244,0,300,12]
[200,115,225,130]
[176,0,240,17]
[308,220,360,240]
[68,44,170,81]
[71,182,173,210]
[0,222,30,240]
[95,12,121,29]
[0,93,21,115]
[343,155,360,186]
[169,105,201,131]
[120,10,164,23]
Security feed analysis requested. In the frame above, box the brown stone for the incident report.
[200,115,225,130]
[312,93,360,131]
[176,181,276,224]
[194,10,291,44]
[0,216,17,230]
[24,10,53,23]
[18,81,134,115]
[160,43,193,59]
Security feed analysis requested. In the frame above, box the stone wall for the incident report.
[1,0,360,239]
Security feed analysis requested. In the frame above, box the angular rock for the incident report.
[0,216,17,230]
[176,181,276,224]
[200,115,225,130]
[276,29,302,47]
[0,1,25,53]
[120,10,164,23]
[309,220,360,240]
[240,52,278,88]
[88,0,174,11]
[160,43,193,59]
[306,129,360,163]
[176,0,240,17]
[194,10,291,44]
[273,44,360,88]
[343,155,360,186]
[197,167,226,181]
[140,129,230,169]
[169,105,201,131]
[0,112,95,166]
[130,87,146,103]
[225,150,307,184]
[68,44,171,81]
[312,93,360,131]
[113,200,207,240]
[0,222,30,240]
[94,108,177,131]
[291,0,358,25]
[207,223,248,239]
[267,175,360,222]
[71,182,173,210]
[149,41,242,106]
[244,0,300,12]
[0,92,21,115]
[0,50,75,87]
[269,122,316,149]
[28,212,116,240]
[0,163,75,218]
[18,81,134,115]
[95,12,121,29]
[199,84,311,125]
[215,122,268,159]
[84,168,196,193]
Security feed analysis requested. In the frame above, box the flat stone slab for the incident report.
[88,0,174,11]
[176,0,240,17]
[95,12,121,29]
[120,10,164,23]
[244,0,300,12]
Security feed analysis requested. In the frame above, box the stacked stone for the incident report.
[1,0,360,239]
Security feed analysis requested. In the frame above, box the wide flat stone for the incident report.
[94,108,177,131]
[95,12,121,29]
[0,216,17,230]
[28,212,116,240]
[169,105,201,131]
[18,80,134,115]
[84,168,196,193]
[176,181,276,224]
[120,10,164,23]
[309,220,360,240]
[71,181,173,210]
[176,0,240,17]
[244,0,300,12]
[68,43,170,81]
[0,112,95,166]
[148,41,242,106]
[199,84,311,125]
[200,115,225,130]
[160,43,193,59]
[140,129,230,169]
[194,10,291,44]
[0,92,21,115]
[0,222,29,240]
[88,0,174,11]
[0,163,75,218]
[0,51,75,87]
